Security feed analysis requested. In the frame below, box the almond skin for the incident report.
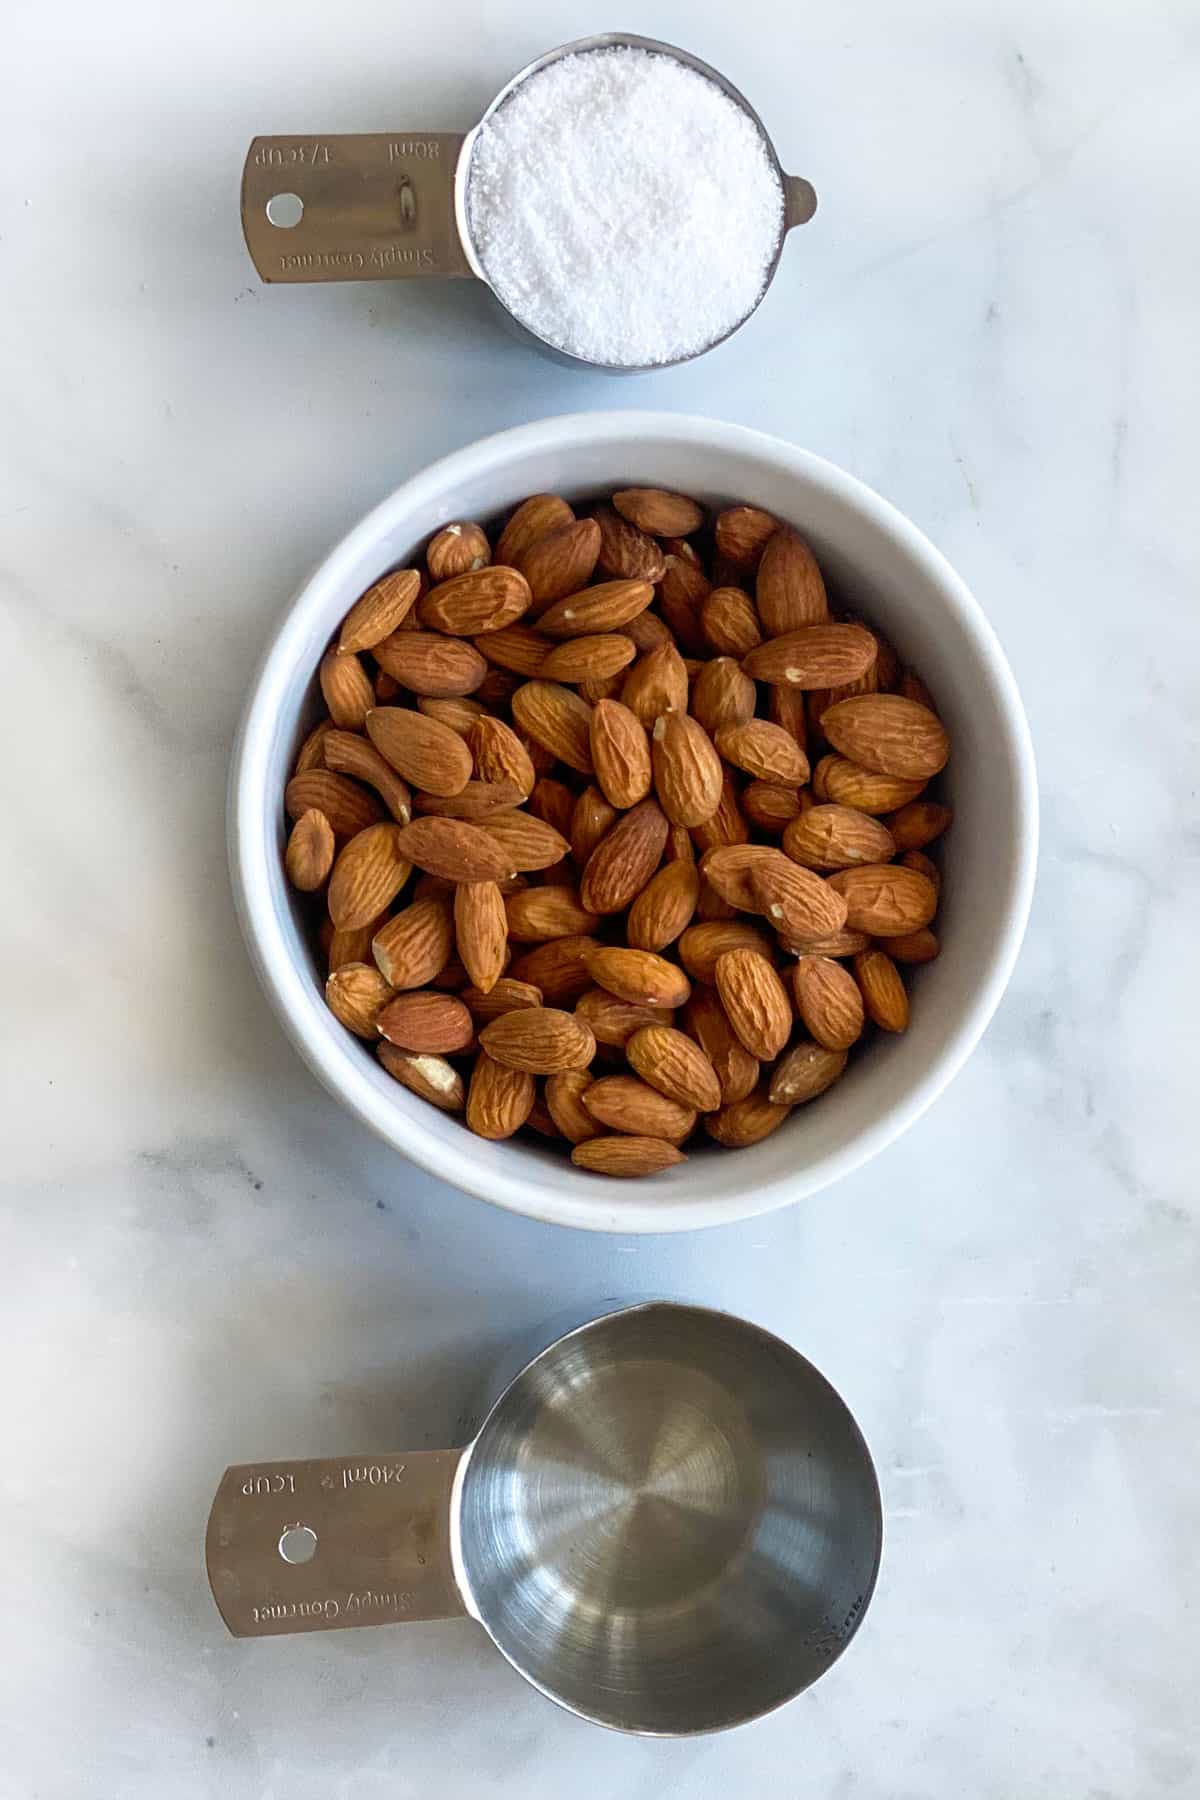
[527,776,576,842]
[570,786,618,867]
[743,623,877,689]
[705,1088,793,1148]
[478,1008,596,1074]
[715,720,809,785]
[319,650,375,730]
[814,755,928,814]
[371,896,453,989]
[495,494,574,566]
[377,989,474,1054]
[377,1043,464,1112]
[394,817,516,883]
[691,657,756,735]
[821,694,950,779]
[541,634,637,684]
[701,587,763,657]
[887,926,941,965]
[715,950,792,1060]
[621,641,689,727]
[651,712,723,828]
[783,804,896,870]
[626,860,700,951]
[682,986,759,1102]
[545,1070,601,1143]
[338,568,421,652]
[519,517,602,607]
[826,864,938,936]
[466,1054,536,1140]
[373,632,488,697]
[688,771,749,852]
[742,781,805,834]
[327,822,413,929]
[575,987,673,1048]
[768,1043,848,1105]
[511,680,594,775]
[327,921,380,973]
[590,699,652,810]
[593,506,666,583]
[414,780,526,821]
[885,800,953,850]
[418,695,488,737]
[678,919,776,984]
[509,935,601,1006]
[769,683,810,752]
[425,522,490,581]
[625,610,674,653]
[791,956,865,1052]
[505,886,600,943]
[286,808,335,891]
[585,946,691,1009]
[613,488,703,537]
[536,579,654,639]
[854,949,909,1031]
[325,962,394,1037]
[626,1025,722,1113]
[285,770,383,840]
[571,1136,687,1177]
[462,976,543,1022]
[900,848,942,896]
[479,810,570,872]
[472,624,551,677]
[755,528,830,632]
[323,730,413,822]
[583,1075,696,1142]
[454,880,507,995]
[656,554,710,654]
[293,718,336,774]
[580,798,669,915]
[418,565,531,636]
[715,506,779,571]
[365,708,472,798]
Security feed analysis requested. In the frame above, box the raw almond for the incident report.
[365,707,472,797]
[755,528,829,632]
[699,843,783,910]
[394,816,516,883]
[827,864,938,936]
[690,772,752,853]
[285,770,383,839]
[696,877,736,922]
[678,919,776,984]
[519,517,602,607]
[319,651,375,730]
[814,754,927,814]
[626,1025,721,1112]
[377,1043,464,1111]
[768,1042,848,1105]
[419,565,531,636]
[714,949,792,1059]
[570,786,618,866]
[286,808,335,891]
[418,695,487,737]
[626,860,700,951]
[466,1054,536,1140]
[426,522,491,582]
[575,987,672,1047]
[742,782,805,834]
[691,657,756,735]
[545,1070,601,1143]
[540,634,637,684]
[377,989,473,1053]
[509,935,601,1006]
[682,986,759,1102]
[293,718,336,775]
[625,609,673,652]
[495,494,574,567]
[589,699,652,810]
[462,976,543,1021]
[505,886,600,942]
[593,506,666,583]
[742,623,877,689]
[885,800,953,850]
[651,712,723,827]
[571,1136,686,1176]
[470,719,535,803]
[791,956,865,1052]
[525,1095,559,1138]
[705,1088,793,1148]
[581,673,624,705]
[374,631,487,697]
[777,927,871,958]
[885,926,940,965]
[325,962,393,1037]
[900,849,941,896]
[769,683,810,753]
[479,810,570,872]
[372,896,453,989]
[536,579,654,639]
[583,1075,696,1142]
[613,487,703,537]
[527,776,576,842]
[656,555,709,654]
[328,823,413,929]
[479,1008,596,1074]
[822,694,949,779]
[579,798,668,914]
[414,781,526,820]
[715,719,809,785]
[585,946,691,1009]
[899,668,937,711]
[715,506,779,571]
[783,804,897,870]
[854,949,909,1030]
[472,623,551,676]
[338,568,421,653]
[454,880,507,994]
[621,641,689,726]
[511,681,594,775]
[701,587,763,657]
[323,730,412,822]
[327,921,379,972]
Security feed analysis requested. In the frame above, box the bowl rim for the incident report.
[229,410,1038,1233]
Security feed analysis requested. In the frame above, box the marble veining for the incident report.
[2,0,1197,1794]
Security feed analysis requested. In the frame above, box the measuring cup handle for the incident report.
[783,174,818,231]
[241,134,473,284]
[206,1450,466,1637]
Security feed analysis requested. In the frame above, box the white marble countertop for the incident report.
[4,1,1197,1793]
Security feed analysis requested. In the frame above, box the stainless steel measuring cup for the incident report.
[206,1302,881,1735]
[240,33,818,371]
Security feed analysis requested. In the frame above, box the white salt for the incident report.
[466,47,785,367]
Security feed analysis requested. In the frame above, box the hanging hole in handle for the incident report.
[266,192,304,229]
[278,1523,318,1564]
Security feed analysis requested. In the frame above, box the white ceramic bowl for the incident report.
[230,412,1037,1233]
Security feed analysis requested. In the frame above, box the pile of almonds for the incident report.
[284,487,951,1178]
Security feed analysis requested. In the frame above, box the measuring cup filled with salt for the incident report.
[242,33,817,371]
